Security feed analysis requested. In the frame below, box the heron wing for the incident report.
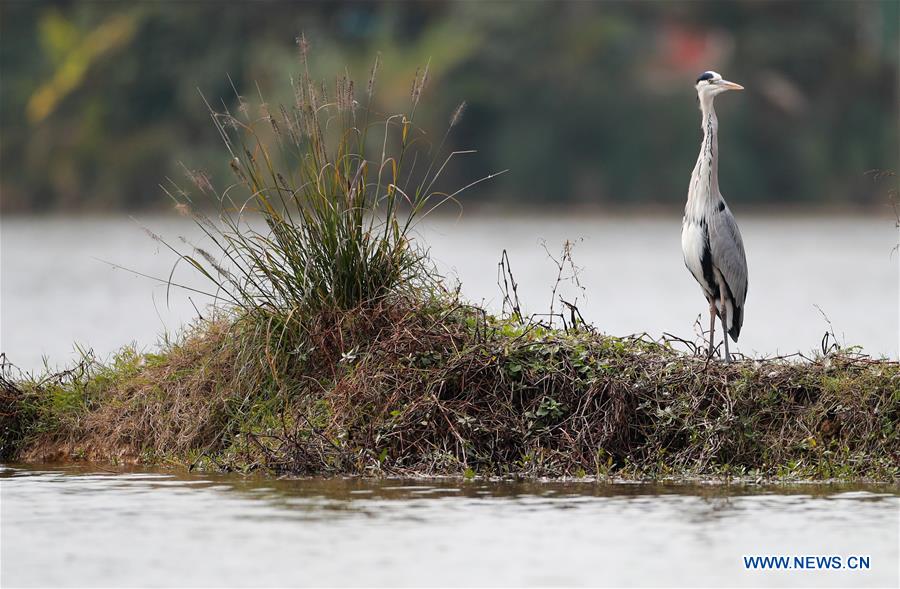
[708,204,748,321]
[681,219,717,298]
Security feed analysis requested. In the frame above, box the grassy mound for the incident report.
[2,296,898,480]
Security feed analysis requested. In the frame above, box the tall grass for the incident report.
[165,42,500,317]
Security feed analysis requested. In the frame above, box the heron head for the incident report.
[695,71,744,98]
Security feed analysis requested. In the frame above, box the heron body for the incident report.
[681,71,748,362]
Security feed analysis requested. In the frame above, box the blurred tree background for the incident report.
[1,0,897,213]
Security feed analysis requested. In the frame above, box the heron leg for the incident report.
[720,312,730,362]
[718,289,731,363]
[707,299,717,358]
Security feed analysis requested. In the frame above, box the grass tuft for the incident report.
[159,49,499,323]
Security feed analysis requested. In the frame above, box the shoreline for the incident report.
[3,298,897,482]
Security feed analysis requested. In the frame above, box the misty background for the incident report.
[2,0,898,213]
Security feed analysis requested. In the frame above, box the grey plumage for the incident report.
[707,204,747,340]
[681,70,748,362]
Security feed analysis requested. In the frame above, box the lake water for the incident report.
[1,465,897,587]
[1,214,897,372]
[2,218,899,587]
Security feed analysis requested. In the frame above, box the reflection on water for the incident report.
[2,465,897,587]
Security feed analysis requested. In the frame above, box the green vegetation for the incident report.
[2,2,898,211]
[1,55,897,482]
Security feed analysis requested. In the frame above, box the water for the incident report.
[2,220,898,586]
[2,214,897,372]
[1,465,897,587]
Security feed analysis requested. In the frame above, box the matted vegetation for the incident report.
[2,48,897,480]
[2,298,898,480]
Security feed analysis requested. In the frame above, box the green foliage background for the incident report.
[1,0,897,212]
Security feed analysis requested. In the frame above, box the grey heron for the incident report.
[681,70,748,362]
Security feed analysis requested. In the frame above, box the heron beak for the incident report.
[720,80,744,91]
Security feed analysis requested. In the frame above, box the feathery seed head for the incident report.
[295,33,309,63]
[185,168,213,194]
[142,226,163,243]
[450,101,467,128]
[195,247,232,279]
[411,63,430,108]
[367,53,381,98]
[280,104,299,143]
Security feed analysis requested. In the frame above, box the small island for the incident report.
[2,53,897,482]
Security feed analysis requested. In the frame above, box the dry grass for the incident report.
[4,321,238,463]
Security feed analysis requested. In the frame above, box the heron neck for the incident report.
[694,98,720,200]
